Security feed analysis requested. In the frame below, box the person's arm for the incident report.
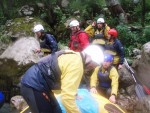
[90,66,100,88]
[84,25,95,38]
[109,67,119,96]
[90,66,100,93]
[59,53,83,113]
[115,40,125,69]
[104,25,110,39]
[47,34,58,53]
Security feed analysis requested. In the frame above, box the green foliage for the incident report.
[0,25,11,43]
[54,6,67,24]
[116,25,141,56]
[106,17,119,27]
[67,0,105,20]
[0,34,11,43]
[58,37,69,47]
[5,17,52,36]
[116,24,150,56]
[145,0,150,11]
[142,27,150,43]
[145,12,150,23]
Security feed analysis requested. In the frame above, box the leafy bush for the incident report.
[67,0,104,20]
[53,6,67,24]
[116,25,141,56]
[145,12,150,24]
[0,25,11,43]
[0,34,11,43]
[142,27,150,43]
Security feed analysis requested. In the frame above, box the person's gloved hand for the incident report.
[91,21,96,27]
[90,87,97,94]
[109,95,116,104]
[118,64,123,70]
[33,48,41,53]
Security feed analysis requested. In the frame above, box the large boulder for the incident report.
[133,42,150,88]
[118,64,134,87]
[0,37,40,65]
[0,37,40,93]
[134,95,150,113]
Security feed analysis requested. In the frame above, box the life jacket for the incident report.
[69,30,88,52]
[95,25,110,39]
[37,50,77,90]
[97,66,113,88]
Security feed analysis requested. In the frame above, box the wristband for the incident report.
[91,86,96,89]
[111,94,116,97]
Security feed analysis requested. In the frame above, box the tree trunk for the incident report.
[0,1,8,17]
[141,0,145,27]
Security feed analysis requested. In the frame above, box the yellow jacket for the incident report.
[90,66,119,96]
[58,50,83,113]
[84,25,110,39]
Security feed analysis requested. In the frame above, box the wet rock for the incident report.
[0,37,40,65]
[3,17,52,39]
[11,95,28,111]
[133,48,141,57]
[19,5,35,16]
[118,64,134,87]
[61,0,69,7]
[37,3,45,8]
[133,42,150,88]
[134,96,150,113]
[119,88,126,94]
[126,85,135,95]
[117,94,137,112]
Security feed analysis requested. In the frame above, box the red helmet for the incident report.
[108,29,118,38]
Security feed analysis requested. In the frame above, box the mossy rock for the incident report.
[4,16,54,38]
[0,58,34,84]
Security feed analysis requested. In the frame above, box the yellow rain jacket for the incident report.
[85,25,110,39]
[58,50,83,113]
[90,66,119,96]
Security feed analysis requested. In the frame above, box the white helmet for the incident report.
[69,20,79,27]
[97,18,105,24]
[82,45,104,65]
[33,24,44,33]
